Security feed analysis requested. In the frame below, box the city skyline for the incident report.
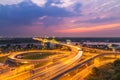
[0,0,120,37]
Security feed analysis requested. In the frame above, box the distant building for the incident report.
[66,39,71,45]
[44,42,55,49]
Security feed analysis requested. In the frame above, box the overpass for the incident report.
[52,53,120,80]
[7,50,70,64]
[25,37,83,80]
[3,37,83,80]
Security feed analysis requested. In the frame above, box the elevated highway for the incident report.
[56,53,120,80]
[25,37,83,80]
[7,50,70,64]
[2,37,83,80]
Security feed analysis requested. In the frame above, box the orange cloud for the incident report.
[58,23,120,33]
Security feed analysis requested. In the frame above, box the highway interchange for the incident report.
[0,37,120,80]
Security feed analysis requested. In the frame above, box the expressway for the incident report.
[8,50,71,64]
[70,59,115,80]
[1,37,120,80]
[16,38,120,80]
[0,50,71,80]
[1,37,83,80]
[6,37,82,64]
[25,37,83,80]
[3,37,118,80]
[0,53,10,57]
[57,53,120,80]
[26,51,83,80]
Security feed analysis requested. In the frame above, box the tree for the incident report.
[112,73,120,80]
[92,67,100,76]
[113,59,120,67]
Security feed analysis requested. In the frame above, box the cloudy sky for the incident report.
[0,0,120,37]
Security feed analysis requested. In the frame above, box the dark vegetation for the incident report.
[86,59,120,80]
[0,38,37,44]
[21,52,54,59]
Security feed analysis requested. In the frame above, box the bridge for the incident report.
[52,53,120,80]
[2,37,120,80]
[25,37,83,80]
[2,37,83,80]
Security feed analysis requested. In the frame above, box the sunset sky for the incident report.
[0,0,120,37]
